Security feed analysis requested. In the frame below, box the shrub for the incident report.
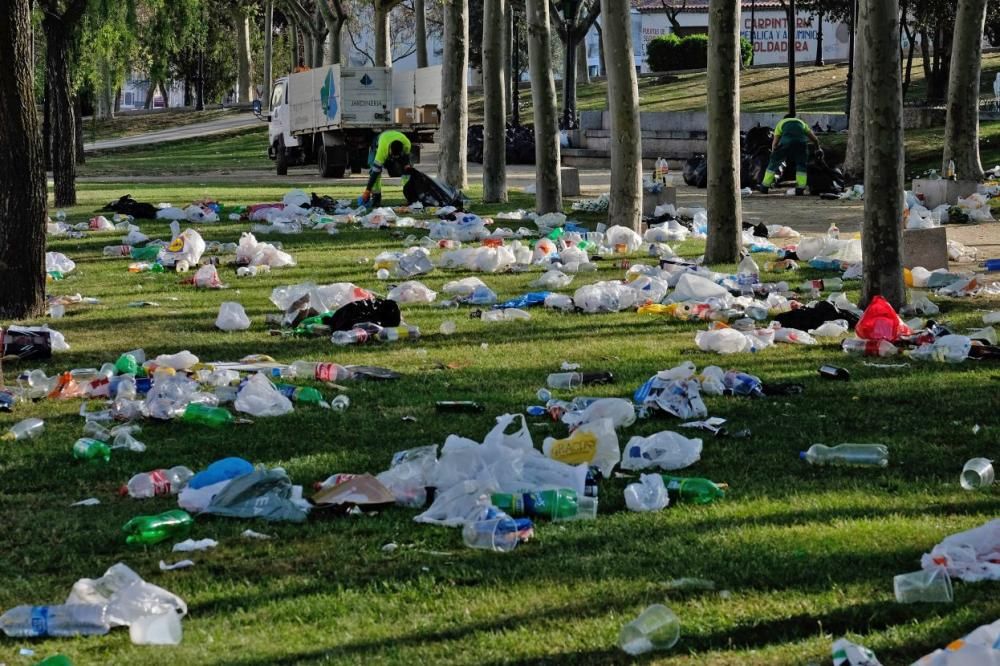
[646,33,756,72]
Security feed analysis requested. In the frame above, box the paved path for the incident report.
[83,113,261,152]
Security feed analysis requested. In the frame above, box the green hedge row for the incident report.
[647,33,754,72]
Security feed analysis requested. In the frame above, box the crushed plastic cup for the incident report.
[129,611,183,645]
[894,566,953,603]
[619,604,680,655]
[439,320,457,335]
[959,457,994,490]
[461,515,521,552]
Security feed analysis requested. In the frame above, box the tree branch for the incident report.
[549,0,568,34]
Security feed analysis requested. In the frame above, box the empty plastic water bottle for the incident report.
[547,371,615,389]
[0,604,109,637]
[72,438,111,463]
[480,308,531,322]
[799,278,843,292]
[800,443,889,467]
[122,466,194,498]
[737,255,759,297]
[331,327,372,346]
[842,339,898,357]
[2,417,45,441]
[279,360,350,382]
[122,509,194,545]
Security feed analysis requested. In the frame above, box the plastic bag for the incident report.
[376,445,439,508]
[562,398,636,430]
[234,372,293,417]
[46,252,76,274]
[695,328,750,354]
[542,417,619,478]
[387,280,437,304]
[605,225,643,252]
[482,413,534,451]
[283,189,310,208]
[624,474,670,512]
[671,273,729,301]
[414,479,492,527]
[920,519,1000,582]
[203,468,308,522]
[192,264,224,289]
[215,302,251,331]
[152,350,199,370]
[574,281,642,313]
[772,326,818,345]
[67,562,187,627]
[160,228,206,267]
[531,270,574,290]
[856,295,910,341]
[621,431,702,471]
[808,319,849,337]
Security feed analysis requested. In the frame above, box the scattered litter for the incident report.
[159,560,196,571]
[172,538,219,552]
[70,498,101,507]
[241,529,274,540]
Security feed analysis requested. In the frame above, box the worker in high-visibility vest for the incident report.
[758,114,823,195]
[360,130,413,207]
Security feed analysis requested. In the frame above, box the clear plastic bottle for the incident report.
[2,417,45,441]
[280,360,350,382]
[481,308,531,322]
[842,339,898,357]
[737,255,759,297]
[103,245,132,257]
[123,466,194,498]
[546,371,615,389]
[946,159,956,180]
[799,277,843,292]
[377,324,421,341]
[800,443,889,467]
[331,328,373,346]
[827,222,840,239]
[0,604,109,637]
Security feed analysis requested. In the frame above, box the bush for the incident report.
[646,33,755,72]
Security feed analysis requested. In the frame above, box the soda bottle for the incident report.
[946,159,956,180]
[0,604,109,637]
[660,476,726,504]
[800,443,889,467]
[722,371,764,398]
[130,246,162,261]
[122,466,194,498]
[737,255,759,297]
[180,403,235,427]
[491,489,597,522]
[818,365,851,380]
[122,509,194,545]
[276,383,327,405]
[72,438,111,463]
[279,360,350,382]
[103,245,132,257]
[294,314,331,337]
[377,324,420,341]
[799,278,843,292]
[546,371,615,389]
[331,327,372,346]
[842,339,898,357]
[2,417,45,441]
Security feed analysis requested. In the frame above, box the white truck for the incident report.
[259,65,441,178]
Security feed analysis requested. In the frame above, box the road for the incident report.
[83,113,261,152]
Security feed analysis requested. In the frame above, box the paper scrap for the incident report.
[173,538,218,552]
[159,559,195,571]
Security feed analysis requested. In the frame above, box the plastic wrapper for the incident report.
[542,417,620,478]
[233,372,293,417]
[204,468,308,522]
[387,280,437,304]
[621,431,702,471]
[215,302,251,331]
[624,473,670,512]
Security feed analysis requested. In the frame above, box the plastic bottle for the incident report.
[842,339,898,357]
[722,371,764,398]
[122,509,194,545]
[72,438,111,463]
[103,245,132,257]
[130,246,162,261]
[818,365,851,380]
[547,371,615,389]
[660,476,726,504]
[827,222,840,239]
[490,489,597,521]
[2,417,45,441]
[188,457,254,489]
[123,466,194,498]
[180,403,235,427]
[280,360,350,382]
[800,443,889,467]
[946,159,956,180]
[737,255,759,297]
[331,328,372,346]
[377,324,420,341]
[0,604,109,637]
[799,278,843,292]
[481,308,531,322]
[276,384,327,405]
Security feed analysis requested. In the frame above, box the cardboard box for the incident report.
[418,104,440,124]
[393,107,415,124]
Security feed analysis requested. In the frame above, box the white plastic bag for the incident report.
[695,328,750,354]
[808,320,849,337]
[561,398,636,430]
[152,350,199,370]
[161,228,206,267]
[215,302,251,331]
[387,280,437,303]
[531,270,573,289]
[542,417,620,478]
[234,372,293,417]
[671,273,729,301]
[621,431,702,471]
[605,225,643,252]
[624,474,670,512]
[482,413,534,451]
[46,252,76,274]
[192,264,223,288]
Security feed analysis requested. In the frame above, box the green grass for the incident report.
[81,108,238,142]
[3,180,998,665]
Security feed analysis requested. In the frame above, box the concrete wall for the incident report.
[580,110,848,133]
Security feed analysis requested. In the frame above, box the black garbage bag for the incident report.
[683,155,708,188]
[403,168,465,210]
[322,298,401,332]
[310,193,339,212]
[100,194,158,220]
[806,153,846,196]
[773,300,860,331]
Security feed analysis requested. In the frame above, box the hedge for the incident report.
[647,33,754,72]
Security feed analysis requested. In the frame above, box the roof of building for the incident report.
[635,0,787,12]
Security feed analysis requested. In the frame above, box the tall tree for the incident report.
[317,0,349,64]
[778,0,796,114]
[576,39,589,84]
[482,0,508,201]
[415,0,429,66]
[1,0,47,319]
[860,0,904,308]
[375,0,407,65]
[549,0,600,128]
[659,0,687,31]
[526,0,562,211]
[601,0,641,230]
[439,0,469,189]
[941,0,987,180]
[843,1,865,179]
[234,4,254,102]
[705,0,741,264]
[264,0,274,102]
[42,0,89,208]
[283,1,326,67]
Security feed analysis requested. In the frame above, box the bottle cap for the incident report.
[799,451,808,460]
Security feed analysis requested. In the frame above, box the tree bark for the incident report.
[374,3,392,66]
[290,22,299,72]
[861,0,905,309]
[526,0,562,212]
[160,80,170,108]
[942,0,987,181]
[577,39,590,84]
[74,93,85,165]
[43,89,51,170]
[786,0,796,115]
[235,8,254,102]
[844,4,866,179]
[42,15,77,207]
[595,21,606,76]
[601,0,641,231]
[503,1,513,117]
[144,80,156,109]
[0,0,47,319]
[814,10,824,66]
[439,0,470,189]
[415,0,429,67]
[482,0,508,201]
[705,0,742,263]
[317,0,345,66]
[562,33,579,128]
[264,0,274,104]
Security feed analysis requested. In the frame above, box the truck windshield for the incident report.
[271,83,284,109]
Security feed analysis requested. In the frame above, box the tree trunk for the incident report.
[439,0,469,189]
[601,0,642,231]
[562,33,579,129]
[0,0,47,319]
[577,39,590,84]
[705,0,742,263]
[160,80,170,108]
[375,3,392,67]
[144,80,156,109]
[526,0,562,212]
[74,93,85,164]
[290,22,298,72]
[844,5,866,180]
[503,1,513,117]
[942,0,987,181]
[901,21,915,95]
[43,89,51,170]
[114,86,122,113]
[235,8,253,102]
[482,0,508,202]
[814,10,824,66]
[415,0,429,67]
[99,58,115,120]
[184,77,192,106]
[786,0,796,114]
[861,0,905,309]
[264,0,273,104]
[301,31,314,68]
[918,27,930,91]
[43,17,77,207]
[596,22,606,76]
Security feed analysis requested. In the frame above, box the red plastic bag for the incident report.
[856,295,911,341]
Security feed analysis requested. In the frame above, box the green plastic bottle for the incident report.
[72,438,111,463]
[129,246,162,261]
[546,227,565,241]
[181,403,235,427]
[114,353,139,375]
[660,476,725,505]
[38,656,74,666]
[491,489,594,521]
[294,313,331,337]
[275,384,325,405]
[122,509,193,545]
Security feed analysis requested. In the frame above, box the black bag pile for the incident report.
[467,124,536,165]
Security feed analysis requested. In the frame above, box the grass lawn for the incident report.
[1,179,997,665]
[81,108,239,143]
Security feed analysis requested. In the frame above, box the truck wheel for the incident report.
[276,137,288,176]
[318,146,346,178]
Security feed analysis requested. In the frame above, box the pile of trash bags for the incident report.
[466,123,537,165]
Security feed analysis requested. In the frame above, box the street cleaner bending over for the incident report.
[361,130,413,207]
[759,114,823,195]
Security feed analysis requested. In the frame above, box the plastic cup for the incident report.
[960,457,995,490]
[49,303,65,319]
[129,612,182,645]
[619,604,680,655]
[893,566,953,604]
[439,320,456,336]
[462,516,520,552]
